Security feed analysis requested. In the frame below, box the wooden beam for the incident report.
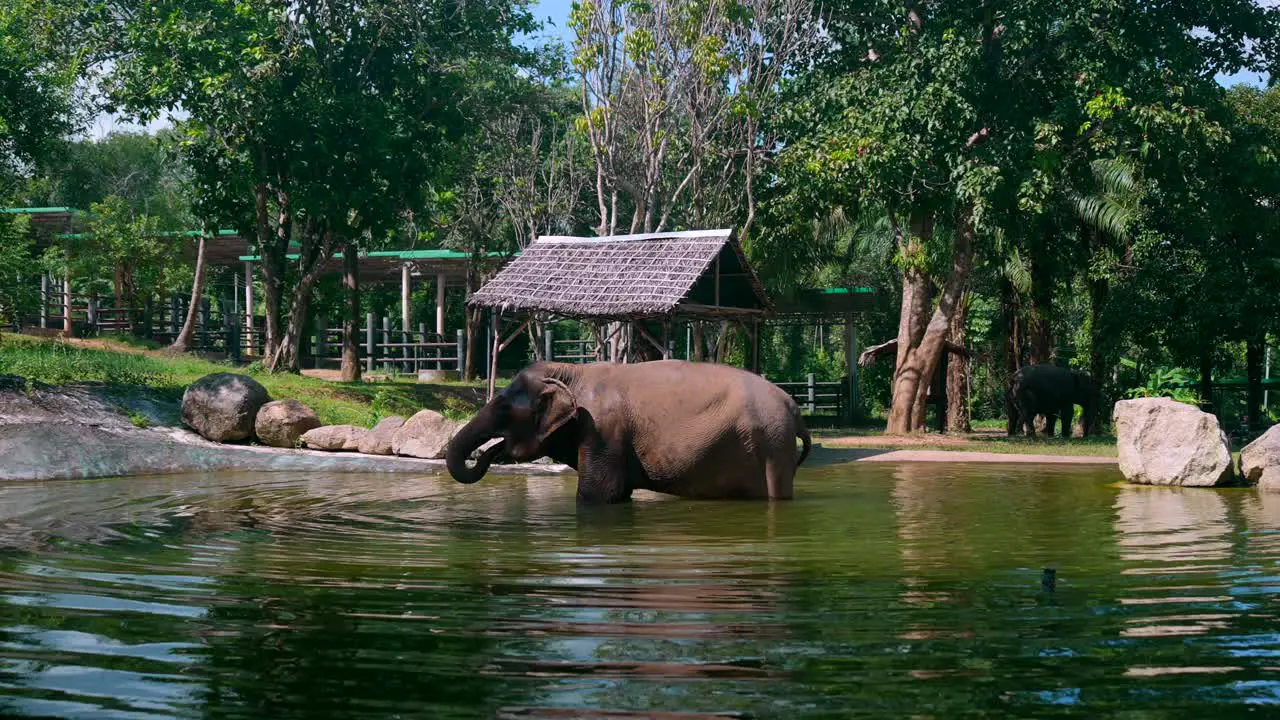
[714,254,721,306]
[635,323,666,357]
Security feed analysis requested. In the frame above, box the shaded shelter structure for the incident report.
[467,229,772,397]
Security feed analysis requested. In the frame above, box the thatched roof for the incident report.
[467,229,771,320]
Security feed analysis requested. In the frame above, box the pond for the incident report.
[1,462,1279,718]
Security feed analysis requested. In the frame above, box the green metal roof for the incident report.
[818,287,875,295]
[1,206,80,214]
[55,229,242,240]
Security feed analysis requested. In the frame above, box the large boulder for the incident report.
[181,372,270,443]
[254,400,322,448]
[392,409,461,459]
[1241,425,1280,492]
[358,415,406,456]
[300,425,368,452]
[1114,397,1234,487]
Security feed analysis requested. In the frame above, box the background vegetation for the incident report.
[0,0,1277,436]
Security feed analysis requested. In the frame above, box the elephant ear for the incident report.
[536,378,578,442]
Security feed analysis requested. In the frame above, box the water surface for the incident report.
[2,462,1279,718]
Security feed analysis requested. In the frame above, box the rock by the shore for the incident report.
[358,415,406,456]
[254,400,322,448]
[301,424,368,451]
[392,409,460,459]
[1114,397,1234,487]
[181,372,270,443]
[1241,425,1280,491]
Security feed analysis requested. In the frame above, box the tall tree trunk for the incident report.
[887,213,934,434]
[340,242,361,382]
[1247,333,1264,433]
[946,291,971,433]
[887,212,975,435]
[1027,254,1053,365]
[167,232,207,353]
[254,184,287,362]
[1199,348,1214,413]
[691,321,706,361]
[267,228,334,373]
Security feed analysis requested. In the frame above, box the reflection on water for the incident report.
[1,465,1280,717]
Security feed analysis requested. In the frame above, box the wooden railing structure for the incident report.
[773,374,849,421]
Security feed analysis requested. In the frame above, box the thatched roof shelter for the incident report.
[467,228,770,321]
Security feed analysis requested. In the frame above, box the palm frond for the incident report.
[1003,247,1032,295]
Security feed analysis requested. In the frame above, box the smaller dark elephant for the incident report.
[1006,364,1100,439]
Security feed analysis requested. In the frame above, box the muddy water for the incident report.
[2,463,1279,718]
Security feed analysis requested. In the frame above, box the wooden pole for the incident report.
[39,274,48,328]
[62,272,72,337]
[714,255,721,306]
[244,261,255,354]
[845,314,860,426]
[436,273,446,336]
[488,312,500,400]
[401,263,412,333]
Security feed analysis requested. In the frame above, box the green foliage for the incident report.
[0,338,171,386]
[1124,368,1202,405]
[0,214,34,324]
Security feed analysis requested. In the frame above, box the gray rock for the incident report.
[300,424,368,451]
[358,415,406,456]
[0,422,571,484]
[1242,425,1280,490]
[1114,397,1234,487]
[254,400,322,448]
[181,372,270,442]
[392,409,461,459]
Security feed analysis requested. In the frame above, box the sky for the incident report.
[91,0,1270,138]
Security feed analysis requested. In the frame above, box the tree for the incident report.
[776,0,1278,434]
[0,0,82,182]
[98,0,539,372]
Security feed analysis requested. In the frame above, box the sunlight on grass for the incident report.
[0,333,488,427]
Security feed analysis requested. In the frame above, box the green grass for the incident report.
[0,333,489,427]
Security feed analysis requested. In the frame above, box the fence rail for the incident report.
[774,374,847,417]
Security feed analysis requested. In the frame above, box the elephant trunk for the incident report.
[446,405,505,485]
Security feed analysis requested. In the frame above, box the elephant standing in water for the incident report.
[1006,364,1101,438]
[446,360,812,504]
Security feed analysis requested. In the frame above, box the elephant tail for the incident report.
[796,424,812,467]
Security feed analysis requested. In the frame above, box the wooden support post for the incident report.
[807,373,816,414]
[86,298,98,334]
[435,273,446,336]
[199,297,210,349]
[62,273,72,337]
[545,328,554,362]
[39,274,48,328]
[227,310,242,364]
[418,322,428,372]
[845,315,860,425]
[315,316,327,368]
[401,264,412,333]
[714,255,721,306]
[488,311,500,399]
[456,329,466,374]
[169,294,180,338]
[366,312,376,374]
[686,324,692,360]
[488,314,532,400]
[244,261,255,354]
[382,316,391,373]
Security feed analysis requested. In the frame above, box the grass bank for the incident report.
[0,333,489,427]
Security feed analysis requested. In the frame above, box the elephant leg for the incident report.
[1044,414,1057,438]
[1061,405,1074,438]
[575,444,631,505]
[765,452,795,501]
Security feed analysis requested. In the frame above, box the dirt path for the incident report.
[806,447,1117,465]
